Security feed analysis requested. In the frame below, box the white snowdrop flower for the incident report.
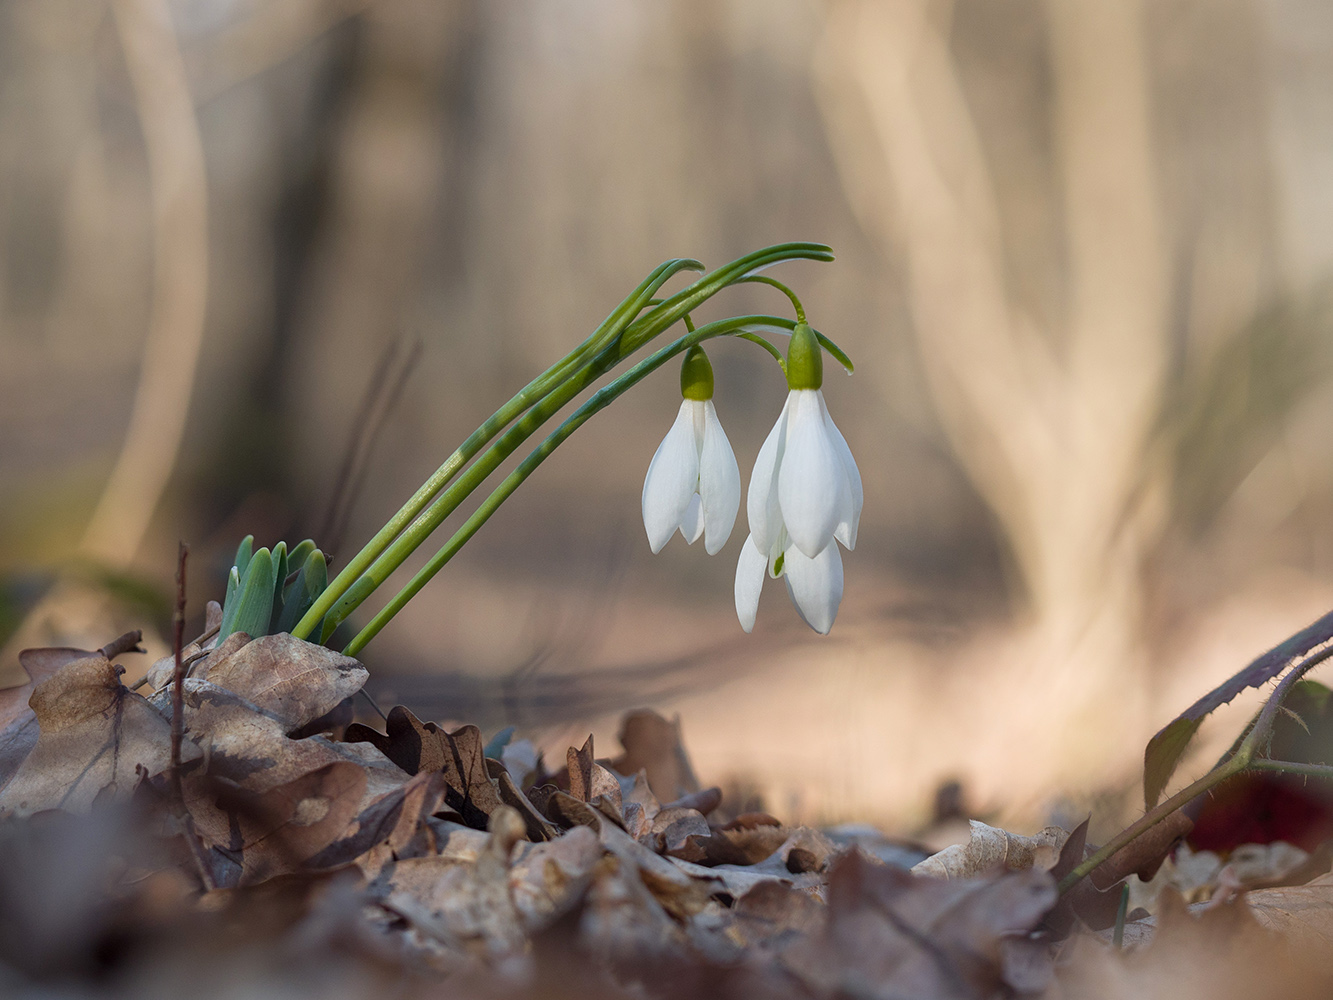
[735,323,861,634]
[641,346,741,555]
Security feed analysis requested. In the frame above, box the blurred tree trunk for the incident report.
[816,0,1167,793]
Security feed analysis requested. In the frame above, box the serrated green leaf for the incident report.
[220,547,276,642]
[1143,607,1333,807]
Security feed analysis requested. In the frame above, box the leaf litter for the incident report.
[0,631,1332,998]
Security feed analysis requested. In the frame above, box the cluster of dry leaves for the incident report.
[1,608,1332,999]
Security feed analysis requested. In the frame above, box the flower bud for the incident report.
[679,345,715,400]
[785,323,823,391]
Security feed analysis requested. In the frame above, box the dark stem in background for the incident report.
[316,335,423,562]
[170,542,188,801]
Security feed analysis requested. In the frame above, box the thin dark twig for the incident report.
[167,542,215,891]
[318,336,423,560]
[357,687,388,723]
[100,630,145,661]
[170,543,188,801]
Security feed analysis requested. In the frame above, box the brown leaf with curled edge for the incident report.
[0,646,89,790]
[495,766,556,842]
[729,879,824,950]
[0,653,200,816]
[187,633,367,733]
[172,678,404,802]
[188,761,367,886]
[508,825,603,931]
[142,602,224,691]
[439,724,504,829]
[567,734,623,812]
[306,769,446,870]
[380,805,529,958]
[911,820,1069,879]
[784,850,1057,999]
[597,819,711,921]
[609,709,700,804]
[344,705,444,775]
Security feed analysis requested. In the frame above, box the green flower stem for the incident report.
[342,314,789,656]
[617,243,833,358]
[290,257,701,640]
[1057,640,1333,895]
[1247,759,1333,779]
[302,243,832,641]
[737,274,807,323]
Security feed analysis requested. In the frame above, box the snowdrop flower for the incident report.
[642,346,741,555]
[735,323,862,634]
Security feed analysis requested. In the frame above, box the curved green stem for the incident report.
[1058,641,1333,895]
[737,274,807,323]
[342,314,781,656]
[290,257,701,640]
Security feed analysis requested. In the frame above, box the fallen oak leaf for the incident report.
[344,705,445,775]
[911,820,1069,879]
[609,709,700,804]
[567,734,623,813]
[183,633,367,733]
[0,649,200,816]
[170,678,404,801]
[783,850,1057,999]
[0,646,95,790]
[188,761,368,886]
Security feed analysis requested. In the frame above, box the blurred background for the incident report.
[4,0,1333,833]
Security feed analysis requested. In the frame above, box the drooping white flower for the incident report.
[735,324,861,634]
[642,347,741,555]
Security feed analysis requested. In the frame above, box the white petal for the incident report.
[678,493,704,544]
[820,394,863,550]
[642,401,700,553]
[746,394,791,553]
[698,401,741,554]
[782,542,843,635]
[778,390,848,558]
[734,534,767,633]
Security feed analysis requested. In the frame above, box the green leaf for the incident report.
[270,541,288,607]
[272,548,328,636]
[233,535,254,580]
[320,574,375,644]
[1143,607,1333,807]
[483,725,515,760]
[285,540,316,584]
[219,547,276,642]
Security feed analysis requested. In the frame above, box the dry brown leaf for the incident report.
[609,709,700,804]
[1242,870,1333,952]
[173,678,403,801]
[380,805,528,957]
[0,652,200,815]
[597,817,711,921]
[344,705,444,775]
[0,645,89,790]
[188,761,368,887]
[508,824,603,930]
[189,633,367,732]
[784,850,1057,999]
[911,819,1069,879]
[567,734,624,812]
